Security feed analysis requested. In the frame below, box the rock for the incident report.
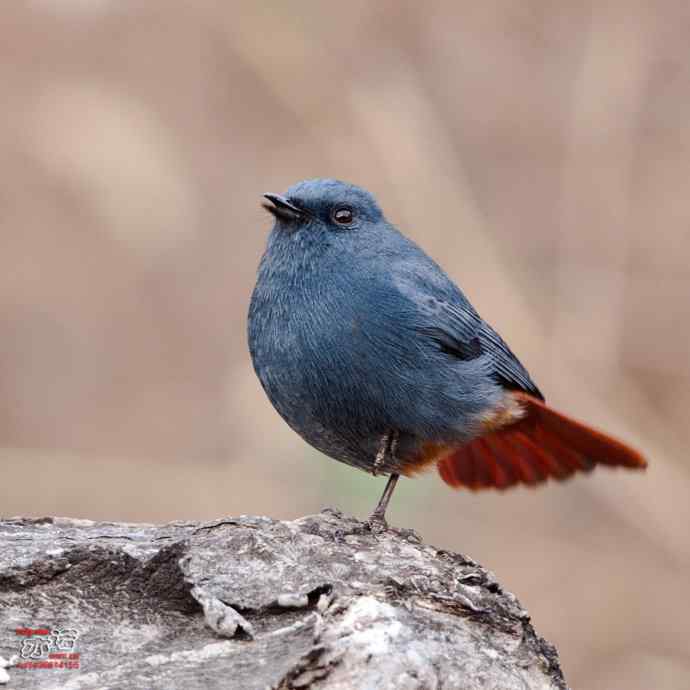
[0,510,567,689]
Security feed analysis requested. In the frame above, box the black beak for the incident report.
[262,193,306,222]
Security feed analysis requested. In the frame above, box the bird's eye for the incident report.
[332,206,354,225]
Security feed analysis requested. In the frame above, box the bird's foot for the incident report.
[364,510,389,534]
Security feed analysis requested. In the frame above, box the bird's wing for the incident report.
[406,286,543,399]
[390,256,543,399]
[476,320,543,400]
[429,299,542,399]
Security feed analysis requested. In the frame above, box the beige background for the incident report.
[2,2,689,687]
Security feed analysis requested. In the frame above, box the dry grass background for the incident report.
[1,1,689,687]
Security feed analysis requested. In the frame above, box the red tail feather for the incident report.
[438,392,647,490]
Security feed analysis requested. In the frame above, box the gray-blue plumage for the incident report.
[248,179,541,476]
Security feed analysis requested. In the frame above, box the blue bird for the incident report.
[248,179,646,528]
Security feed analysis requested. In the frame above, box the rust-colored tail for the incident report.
[438,392,647,490]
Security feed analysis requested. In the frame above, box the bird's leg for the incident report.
[367,430,400,532]
[372,431,390,476]
[389,431,399,461]
[366,473,400,533]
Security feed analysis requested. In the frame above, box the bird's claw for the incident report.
[365,512,389,534]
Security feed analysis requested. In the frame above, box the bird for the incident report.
[248,178,647,529]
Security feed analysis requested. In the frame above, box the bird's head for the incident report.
[262,179,384,234]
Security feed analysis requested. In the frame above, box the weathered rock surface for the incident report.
[0,510,567,689]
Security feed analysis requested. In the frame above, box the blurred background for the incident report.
[1,1,689,687]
